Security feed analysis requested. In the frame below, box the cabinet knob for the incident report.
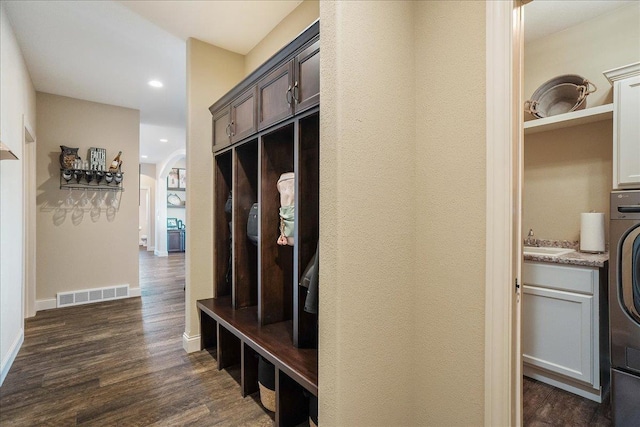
[286,85,293,106]
[293,81,300,104]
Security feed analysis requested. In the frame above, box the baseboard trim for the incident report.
[35,298,56,312]
[154,249,168,257]
[0,328,24,387]
[524,364,602,403]
[183,332,201,353]
[130,287,141,297]
[147,245,155,252]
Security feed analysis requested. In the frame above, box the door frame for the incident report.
[485,1,524,425]
[139,186,150,247]
[22,115,36,319]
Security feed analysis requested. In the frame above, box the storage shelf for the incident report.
[197,296,318,396]
[167,205,185,208]
[60,183,124,192]
[524,103,613,135]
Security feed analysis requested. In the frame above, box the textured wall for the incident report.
[35,92,139,300]
[320,0,486,425]
[413,1,486,424]
[0,2,37,385]
[319,1,416,425]
[185,38,244,339]
[523,3,639,241]
[244,0,319,76]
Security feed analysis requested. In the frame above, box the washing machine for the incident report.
[610,190,640,426]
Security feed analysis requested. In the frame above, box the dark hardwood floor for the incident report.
[0,248,274,426]
[523,377,612,426]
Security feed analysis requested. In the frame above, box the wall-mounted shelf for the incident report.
[524,103,613,135]
[60,169,124,192]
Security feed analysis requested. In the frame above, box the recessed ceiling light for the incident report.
[159,138,168,142]
[148,80,163,88]
[141,155,148,159]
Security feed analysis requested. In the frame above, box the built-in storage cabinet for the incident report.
[293,39,320,114]
[167,229,185,252]
[212,104,232,151]
[257,37,320,132]
[200,21,319,427]
[604,63,640,190]
[258,62,295,130]
[523,262,609,402]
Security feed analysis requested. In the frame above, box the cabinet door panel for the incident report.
[258,61,293,130]
[522,285,593,384]
[212,105,231,152]
[167,230,182,252]
[616,75,640,188]
[232,86,257,143]
[294,39,319,113]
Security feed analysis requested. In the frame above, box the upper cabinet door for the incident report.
[231,86,258,143]
[258,61,294,130]
[293,39,320,114]
[212,105,232,152]
[615,75,640,189]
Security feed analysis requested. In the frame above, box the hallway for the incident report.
[0,250,272,426]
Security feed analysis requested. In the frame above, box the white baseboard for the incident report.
[1,328,24,387]
[183,332,201,353]
[154,249,168,257]
[130,287,141,297]
[35,298,56,312]
[147,245,155,252]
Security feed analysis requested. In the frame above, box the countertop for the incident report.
[523,239,608,268]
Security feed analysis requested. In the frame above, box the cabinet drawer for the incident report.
[523,262,597,294]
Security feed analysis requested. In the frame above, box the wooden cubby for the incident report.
[260,124,295,326]
[214,151,233,298]
[199,20,319,427]
[234,139,259,309]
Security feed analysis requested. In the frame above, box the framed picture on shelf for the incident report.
[178,168,186,189]
[167,168,179,188]
[167,217,179,229]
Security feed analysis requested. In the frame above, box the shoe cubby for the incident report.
[214,151,233,298]
[260,124,295,327]
[233,139,259,309]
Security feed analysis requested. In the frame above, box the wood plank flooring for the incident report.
[0,249,274,426]
[523,377,612,426]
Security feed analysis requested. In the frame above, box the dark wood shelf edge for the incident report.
[197,297,318,396]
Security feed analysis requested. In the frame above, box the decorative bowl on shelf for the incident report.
[167,193,182,206]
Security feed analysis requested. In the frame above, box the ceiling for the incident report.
[4,0,634,164]
[3,0,301,164]
[524,0,636,43]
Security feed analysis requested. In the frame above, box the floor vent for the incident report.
[57,285,130,308]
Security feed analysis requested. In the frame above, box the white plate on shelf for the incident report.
[167,194,182,206]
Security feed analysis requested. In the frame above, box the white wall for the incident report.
[0,3,36,386]
[140,163,156,250]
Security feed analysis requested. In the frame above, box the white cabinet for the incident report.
[604,63,640,190]
[522,262,607,402]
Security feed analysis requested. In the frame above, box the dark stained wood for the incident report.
[212,104,231,152]
[217,322,241,371]
[233,140,259,309]
[293,38,320,114]
[231,86,258,143]
[258,61,294,131]
[260,125,295,326]
[242,343,259,397]
[198,297,317,396]
[200,308,217,351]
[167,229,185,252]
[276,368,309,427]
[0,249,274,426]
[209,21,319,116]
[214,152,233,297]
[293,113,319,348]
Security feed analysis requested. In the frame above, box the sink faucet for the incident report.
[525,229,538,247]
